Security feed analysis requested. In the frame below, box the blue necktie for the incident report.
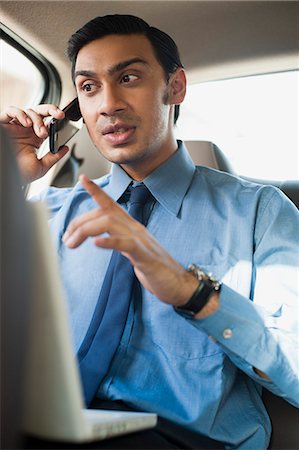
[78,184,153,406]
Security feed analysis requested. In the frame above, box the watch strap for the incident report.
[174,265,221,317]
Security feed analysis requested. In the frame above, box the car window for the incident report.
[176,71,298,181]
[0,39,45,110]
[1,24,61,111]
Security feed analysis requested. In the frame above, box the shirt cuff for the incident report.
[188,284,299,406]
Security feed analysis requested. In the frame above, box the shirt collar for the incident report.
[104,163,132,203]
[105,141,195,216]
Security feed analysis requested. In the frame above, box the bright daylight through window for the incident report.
[0,39,44,111]
[176,71,299,181]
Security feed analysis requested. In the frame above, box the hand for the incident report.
[0,104,70,183]
[63,174,199,306]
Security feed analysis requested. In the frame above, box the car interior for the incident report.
[1,1,298,449]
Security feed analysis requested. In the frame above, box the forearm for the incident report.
[177,277,270,380]
[190,284,299,406]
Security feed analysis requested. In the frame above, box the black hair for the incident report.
[66,14,184,123]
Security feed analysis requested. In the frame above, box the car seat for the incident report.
[185,140,299,450]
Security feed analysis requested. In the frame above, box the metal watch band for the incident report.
[174,265,221,318]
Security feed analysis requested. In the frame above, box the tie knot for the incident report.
[129,184,152,206]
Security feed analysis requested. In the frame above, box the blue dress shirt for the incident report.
[39,142,299,449]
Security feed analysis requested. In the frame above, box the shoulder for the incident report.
[194,165,287,202]
[31,173,111,217]
[192,165,298,221]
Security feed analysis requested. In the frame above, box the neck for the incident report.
[120,138,178,181]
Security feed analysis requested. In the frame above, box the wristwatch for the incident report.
[174,264,221,318]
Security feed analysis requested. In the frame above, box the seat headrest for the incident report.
[184,141,235,173]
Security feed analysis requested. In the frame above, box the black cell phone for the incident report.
[49,98,82,154]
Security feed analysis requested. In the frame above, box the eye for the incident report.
[121,74,139,84]
[81,82,96,93]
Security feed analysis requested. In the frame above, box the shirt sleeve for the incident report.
[29,185,73,219]
[191,187,299,407]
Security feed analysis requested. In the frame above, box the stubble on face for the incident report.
[94,83,174,172]
[76,35,178,179]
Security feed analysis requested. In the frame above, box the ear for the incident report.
[168,68,186,105]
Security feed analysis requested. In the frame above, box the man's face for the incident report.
[74,34,184,179]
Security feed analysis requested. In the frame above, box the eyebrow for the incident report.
[74,58,149,80]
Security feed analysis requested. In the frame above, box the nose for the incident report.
[98,84,126,116]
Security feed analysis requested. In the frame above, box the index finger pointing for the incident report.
[79,174,117,209]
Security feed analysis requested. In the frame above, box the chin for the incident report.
[97,143,145,165]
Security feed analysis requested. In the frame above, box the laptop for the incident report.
[22,201,157,443]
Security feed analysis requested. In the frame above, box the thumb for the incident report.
[40,145,70,172]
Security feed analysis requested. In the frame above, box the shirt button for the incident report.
[223,328,233,339]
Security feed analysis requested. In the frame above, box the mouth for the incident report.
[101,123,136,146]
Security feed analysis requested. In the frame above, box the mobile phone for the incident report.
[49,98,82,154]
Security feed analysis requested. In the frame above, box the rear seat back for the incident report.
[185,140,299,449]
[185,140,299,208]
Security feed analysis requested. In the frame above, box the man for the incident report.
[1,14,298,449]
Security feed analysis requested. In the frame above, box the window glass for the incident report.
[0,39,45,110]
[176,71,298,180]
